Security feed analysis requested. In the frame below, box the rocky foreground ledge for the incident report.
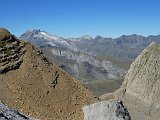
[0,101,33,120]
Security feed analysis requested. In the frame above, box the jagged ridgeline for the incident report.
[0,28,96,120]
[0,28,26,73]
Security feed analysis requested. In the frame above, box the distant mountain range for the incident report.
[20,29,160,61]
[20,30,160,95]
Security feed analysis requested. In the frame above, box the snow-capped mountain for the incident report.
[68,35,93,42]
[20,29,78,51]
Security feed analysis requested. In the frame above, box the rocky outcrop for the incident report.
[118,42,160,120]
[122,42,160,107]
[0,29,26,73]
[83,100,131,120]
[99,42,160,120]
[0,101,33,120]
[100,42,160,120]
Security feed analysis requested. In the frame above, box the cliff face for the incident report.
[0,29,96,120]
[123,42,160,107]
[99,42,160,120]
[119,42,160,120]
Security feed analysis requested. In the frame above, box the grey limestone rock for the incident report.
[83,100,131,120]
[115,42,160,120]
[122,42,160,108]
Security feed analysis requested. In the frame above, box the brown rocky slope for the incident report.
[0,28,96,120]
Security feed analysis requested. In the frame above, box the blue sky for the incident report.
[0,0,160,38]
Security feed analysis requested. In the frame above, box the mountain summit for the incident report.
[20,29,78,51]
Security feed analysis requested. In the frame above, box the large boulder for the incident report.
[83,100,131,120]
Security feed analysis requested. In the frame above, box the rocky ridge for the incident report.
[0,28,96,120]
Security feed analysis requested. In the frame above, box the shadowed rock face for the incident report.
[0,101,33,120]
[83,100,131,120]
